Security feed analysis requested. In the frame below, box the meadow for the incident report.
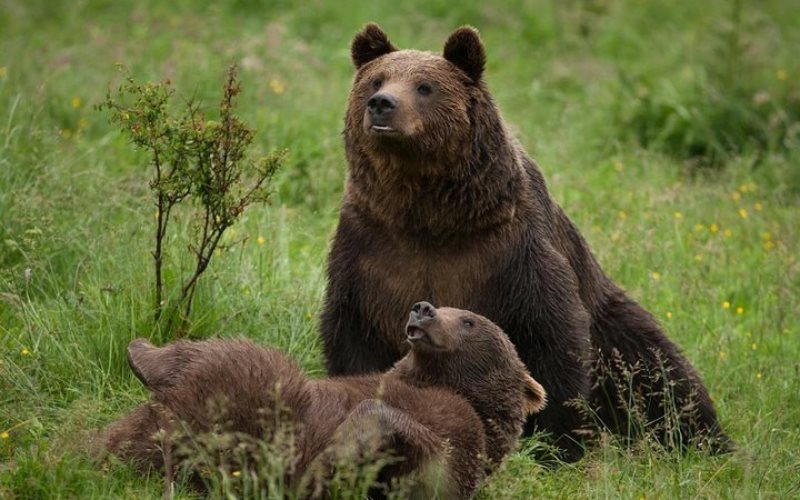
[1,0,799,497]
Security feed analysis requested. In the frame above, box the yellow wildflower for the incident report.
[71,96,82,109]
[754,202,763,211]
[761,231,772,241]
[693,223,705,232]
[617,210,627,221]
[651,272,661,281]
[718,351,727,360]
[777,68,787,81]
[738,208,748,219]
[739,183,749,193]
[666,311,672,319]
[756,372,762,380]
[78,117,89,130]
[269,79,285,95]
[731,191,741,202]
[722,301,731,310]
[694,254,704,262]
[232,470,241,477]
[673,211,682,220]
[736,306,744,315]
[21,348,30,356]
[751,342,757,350]
[0,431,8,440]
[610,232,620,242]
[763,240,775,251]
[709,223,719,234]
[723,228,733,238]
[256,236,265,246]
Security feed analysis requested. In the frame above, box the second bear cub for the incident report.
[104,303,545,498]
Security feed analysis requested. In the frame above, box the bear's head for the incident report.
[401,301,546,417]
[392,302,545,464]
[346,24,500,167]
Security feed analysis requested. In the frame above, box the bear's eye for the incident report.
[417,83,433,96]
[462,318,474,328]
[371,79,383,90]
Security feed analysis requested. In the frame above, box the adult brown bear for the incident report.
[320,24,732,460]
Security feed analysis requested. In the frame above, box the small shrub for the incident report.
[101,65,286,336]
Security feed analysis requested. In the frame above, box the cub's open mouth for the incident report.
[406,325,428,343]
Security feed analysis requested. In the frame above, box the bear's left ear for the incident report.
[351,23,397,69]
[522,374,547,415]
[443,26,486,83]
[127,339,184,392]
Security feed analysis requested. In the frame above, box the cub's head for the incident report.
[402,302,546,418]
[346,24,490,160]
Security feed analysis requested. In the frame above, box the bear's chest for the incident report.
[357,236,504,350]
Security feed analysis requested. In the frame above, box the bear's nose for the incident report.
[367,92,397,117]
[411,301,436,320]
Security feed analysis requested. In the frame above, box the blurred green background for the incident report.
[1,0,798,497]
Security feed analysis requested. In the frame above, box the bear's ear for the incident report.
[443,26,486,82]
[522,374,547,415]
[351,23,397,69]
[127,339,182,392]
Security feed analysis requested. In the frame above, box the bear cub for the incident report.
[102,303,546,498]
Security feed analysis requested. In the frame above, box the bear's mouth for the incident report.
[370,124,398,134]
[406,325,430,344]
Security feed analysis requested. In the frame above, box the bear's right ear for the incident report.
[351,23,397,69]
[443,26,486,83]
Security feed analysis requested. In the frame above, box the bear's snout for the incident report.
[411,301,436,321]
[367,92,397,124]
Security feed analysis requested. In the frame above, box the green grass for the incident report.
[1,0,799,497]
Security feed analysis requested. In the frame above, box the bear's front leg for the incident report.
[320,287,402,376]
[517,309,592,463]
[490,241,594,462]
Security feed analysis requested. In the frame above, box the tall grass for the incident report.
[1,0,798,497]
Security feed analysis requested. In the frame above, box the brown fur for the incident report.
[321,24,732,460]
[102,306,545,498]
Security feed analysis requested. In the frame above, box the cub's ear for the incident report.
[351,23,397,69]
[522,374,547,415]
[443,26,486,82]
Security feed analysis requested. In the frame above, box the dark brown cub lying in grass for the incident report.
[102,303,546,498]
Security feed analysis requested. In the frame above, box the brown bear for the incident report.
[320,24,732,460]
[102,303,546,498]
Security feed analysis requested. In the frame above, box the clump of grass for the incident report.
[584,349,689,450]
[613,1,799,169]
[102,398,416,499]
